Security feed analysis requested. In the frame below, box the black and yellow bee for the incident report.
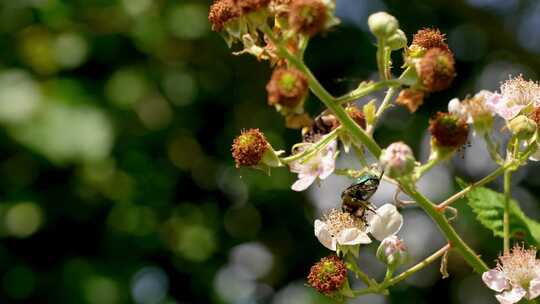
[341,172,382,221]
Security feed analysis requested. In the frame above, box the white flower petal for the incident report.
[495,286,526,304]
[337,228,371,245]
[368,204,403,241]
[314,220,336,251]
[482,269,509,292]
[448,98,463,115]
[528,277,540,300]
[291,175,317,192]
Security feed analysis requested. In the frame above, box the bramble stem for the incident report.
[352,244,450,296]
[385,244,450,286]
[280,127,340,164]
[503,169,512,253]
[416,157,442,179]
[401,183,488,273]
[335,80,400,105]
[367,87,398,135]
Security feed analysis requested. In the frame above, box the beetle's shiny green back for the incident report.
[354,173,379,186]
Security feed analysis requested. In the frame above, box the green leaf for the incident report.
[463,182,540,246]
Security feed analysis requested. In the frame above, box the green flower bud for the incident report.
[368,12,399,38]
[379,142,416,179]
[508,115,537,140]
[376,236,408,267]
[387,29,407,51]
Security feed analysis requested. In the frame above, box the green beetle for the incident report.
[340,172,382,221]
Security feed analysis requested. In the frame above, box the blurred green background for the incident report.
[0,0,540,303]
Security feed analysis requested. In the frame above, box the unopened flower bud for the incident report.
[508,115,537,140]
[379,142,416,179]
[418,48,456,92]
[387,29,407,51]
[396,89,424,113]
[345,105,366,129]
[307,255,348,295]
[266,67,309,110]
[376,236,408,267]
[429,112,469,149]
[411,28,449,52]
[289,0,328,37]
[368,12,399,38]
[232,129,282,169]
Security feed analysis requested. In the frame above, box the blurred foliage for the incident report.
[0,0,539,303]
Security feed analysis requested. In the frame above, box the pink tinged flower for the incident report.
[485,76,540,120]
[314,204,403,251]
[482,245,540,304]
[290,140,337,192]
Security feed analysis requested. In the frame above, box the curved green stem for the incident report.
[280,127,340,164]
[335,80,400,105]
[503,169,512,253]
[401,182,488,273]
[352,244,450,296]
[437,165,506,210]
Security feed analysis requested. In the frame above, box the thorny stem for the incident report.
[280,127,340,164]
[367,87,398,135]
[376,39,387,80]
[416,157,442,179]
[401,182,489,273]
[436,142,536,211]
[503,169,512,253]
[436,165,506,211]
[352,245,450,296]
[335,80,400,105]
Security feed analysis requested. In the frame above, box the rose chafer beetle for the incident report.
[341,171,383,221]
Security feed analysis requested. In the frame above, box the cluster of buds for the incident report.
[368,12,407,51]
[209,0,339,61]
[397,28,456,113]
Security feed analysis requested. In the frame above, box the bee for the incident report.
[301,110,339,143]
[341,171,382,221]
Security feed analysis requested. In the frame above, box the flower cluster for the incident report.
[215,3,540,303]
[397,28,456,113]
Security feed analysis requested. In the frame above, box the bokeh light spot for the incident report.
[5,202,43,238]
